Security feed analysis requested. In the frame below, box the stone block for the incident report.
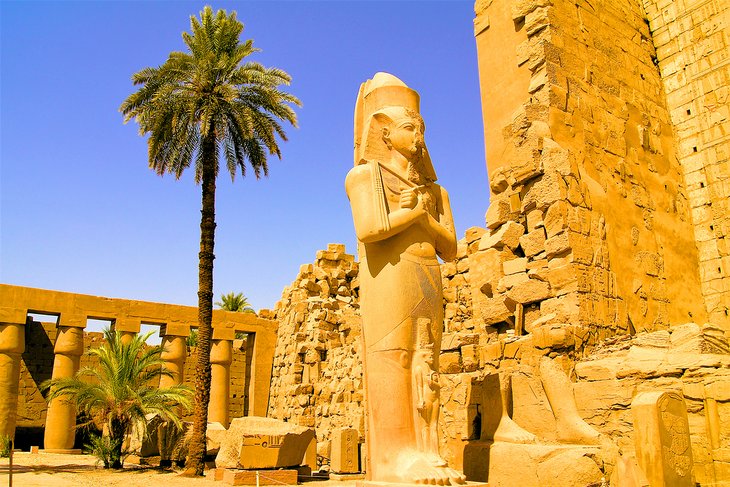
[521,172,566,212]
[487,442,603,487]
[479,221,525,251]
[631,391,694,487]
[545,264,577,296]
[485,198,511,229]
[461,344,480,372]
[526,208,544,232]
[545,232,571,258]
[221,468,298,486]
[519,228,546,257]
[503,258,527,275]
[544,201,568,237]
[331,428,359,473]
[216,417,315,469]
[532,323,576,350]
[670,323,730,354]
[475,297,514,325]
[440,351,462,374]
[497,272,529,292]
[506,279,551,304]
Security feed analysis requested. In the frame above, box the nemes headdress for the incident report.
[353,72,437,181]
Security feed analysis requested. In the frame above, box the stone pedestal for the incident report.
[632,391,694,487]
[209,339,233,427]
[0,322,24,440]
[159,335,186,388]
[44,325,84,450]
[487,442,604,487]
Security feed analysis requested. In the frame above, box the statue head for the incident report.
[354,73,437,182]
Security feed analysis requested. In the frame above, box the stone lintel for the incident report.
[159,322,190,337]
[212,323,236,341]
[0,307,29,325]
[113,319,141,334]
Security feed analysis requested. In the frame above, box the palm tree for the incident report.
[41,329,192,469]
[215,291,255,313]
[119,7,299,475]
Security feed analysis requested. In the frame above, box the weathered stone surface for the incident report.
[477,297,513,325]
[479,221,525,251]
[503,257,527,276]
[216,417,315,469]
[485,198,510,229]
[488,443,604,487]
[519,228,546,257]
[670,323,730,354]
[506,279,551,304]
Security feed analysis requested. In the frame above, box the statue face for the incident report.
[384,116,424,159]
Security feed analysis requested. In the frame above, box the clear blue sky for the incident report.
[1,1,490,312]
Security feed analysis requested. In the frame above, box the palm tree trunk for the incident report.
[110,417,126,469]
[185,135,217,476]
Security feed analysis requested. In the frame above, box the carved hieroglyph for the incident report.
[346,72,465,485]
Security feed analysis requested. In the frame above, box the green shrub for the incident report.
[0,435,12,457]
[85,434,129,469]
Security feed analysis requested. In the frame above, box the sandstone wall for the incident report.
[473,0,708,347]
[266,244,363,466]
[641,0,730,328]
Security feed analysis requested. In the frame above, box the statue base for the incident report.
[487,442,606,487]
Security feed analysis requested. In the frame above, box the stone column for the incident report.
[44,326,84,451]
[0,322,25,440]
[114,319,140,346]
[209,339,233,427]
[159,334,187,389]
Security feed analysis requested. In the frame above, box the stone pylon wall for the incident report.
[473,0,710,345]
[641,0,730,327]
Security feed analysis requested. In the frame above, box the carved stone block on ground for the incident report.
[216,417,315,469]
[331,427,359,473]
[631,391,694,487]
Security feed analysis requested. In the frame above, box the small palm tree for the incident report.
[215,291,255,313]
[41,329,192,469]
[120,7,299,475]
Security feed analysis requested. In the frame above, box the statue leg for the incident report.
[492,370,536,443]
[539,357,600,445]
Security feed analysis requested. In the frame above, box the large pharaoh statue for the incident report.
[346,72,466,485]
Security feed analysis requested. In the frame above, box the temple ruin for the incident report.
[0,0,728,484]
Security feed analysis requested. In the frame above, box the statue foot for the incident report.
[400,453,466,485]
[492,416,536,444]
[555,417,601,445]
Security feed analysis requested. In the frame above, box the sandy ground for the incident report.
[0,452,358,487]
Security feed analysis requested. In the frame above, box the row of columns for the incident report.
[0,321,239,450]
